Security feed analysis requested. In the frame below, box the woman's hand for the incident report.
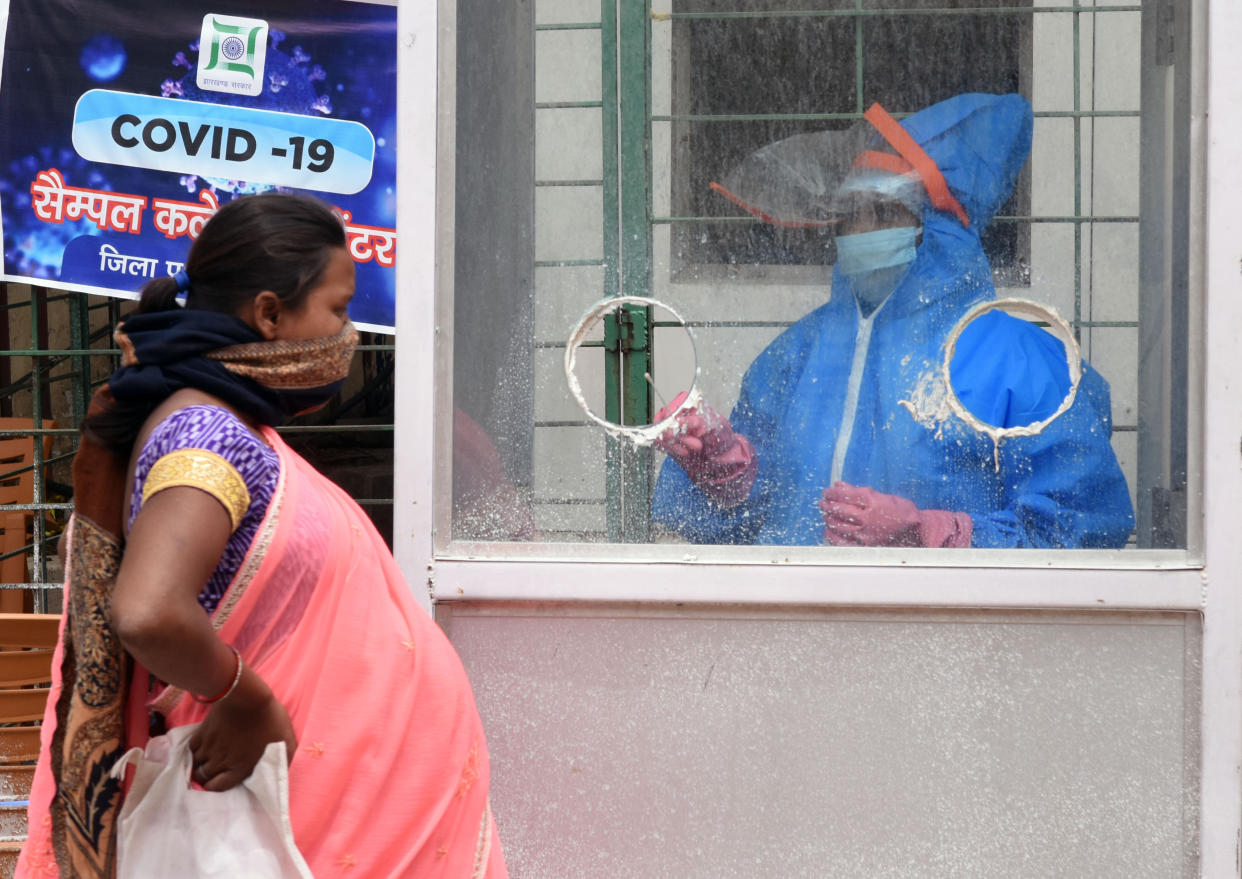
[187,667,297,792]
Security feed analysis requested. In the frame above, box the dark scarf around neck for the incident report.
[110,309,355,427]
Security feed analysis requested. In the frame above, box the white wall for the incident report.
[448,604,1198,878]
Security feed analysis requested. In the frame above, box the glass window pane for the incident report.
[452,1,1191,552]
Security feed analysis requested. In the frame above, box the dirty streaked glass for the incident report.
[451,0,1190,550]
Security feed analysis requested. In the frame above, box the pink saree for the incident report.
[20,428,506,878]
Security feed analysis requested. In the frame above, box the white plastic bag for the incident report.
[109,723,314,879]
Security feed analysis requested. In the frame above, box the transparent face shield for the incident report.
[706,117,877,230]
[707,109,951,239]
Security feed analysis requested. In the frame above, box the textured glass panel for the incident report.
[452,1,1190,551]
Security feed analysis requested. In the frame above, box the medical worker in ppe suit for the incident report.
[650,93,1135,548]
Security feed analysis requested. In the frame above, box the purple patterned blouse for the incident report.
[129,404,280,615]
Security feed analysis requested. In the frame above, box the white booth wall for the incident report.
[445,604,1198,878]
[396,0,1224,876]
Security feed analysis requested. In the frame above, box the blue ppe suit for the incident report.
[652,93,1135,548]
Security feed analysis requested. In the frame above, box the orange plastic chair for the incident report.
[0,612,59,871]
[0,420,57,614]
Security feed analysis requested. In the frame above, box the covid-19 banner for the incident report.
[0,0,398,332]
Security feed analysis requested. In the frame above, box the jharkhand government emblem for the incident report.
[196,14,269,97]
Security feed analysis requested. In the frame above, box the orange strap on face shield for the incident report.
[860,103,971,228]
[852,150,914,178]
[707,180,835,229]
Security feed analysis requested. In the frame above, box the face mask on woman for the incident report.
[834,225,921,314]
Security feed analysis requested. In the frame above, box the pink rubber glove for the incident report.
[654,392,757,508]
[818,482,972,547]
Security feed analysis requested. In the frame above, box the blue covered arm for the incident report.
[650,384,781,544]
[967,364,1134,548]
[949,312,1134,548]
[651,455,764,544]
[650,331,802,544]
[949,310,1072,427]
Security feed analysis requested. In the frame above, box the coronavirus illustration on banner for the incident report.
[0,0,398,332]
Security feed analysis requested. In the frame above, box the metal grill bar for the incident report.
[664,6,1139,21]
[652,109,1139,123]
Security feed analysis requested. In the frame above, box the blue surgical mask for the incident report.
[834,225,920,314]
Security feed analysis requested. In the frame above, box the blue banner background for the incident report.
[0,0,398,332]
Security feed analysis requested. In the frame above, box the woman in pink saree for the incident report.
[18,193,506,878]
